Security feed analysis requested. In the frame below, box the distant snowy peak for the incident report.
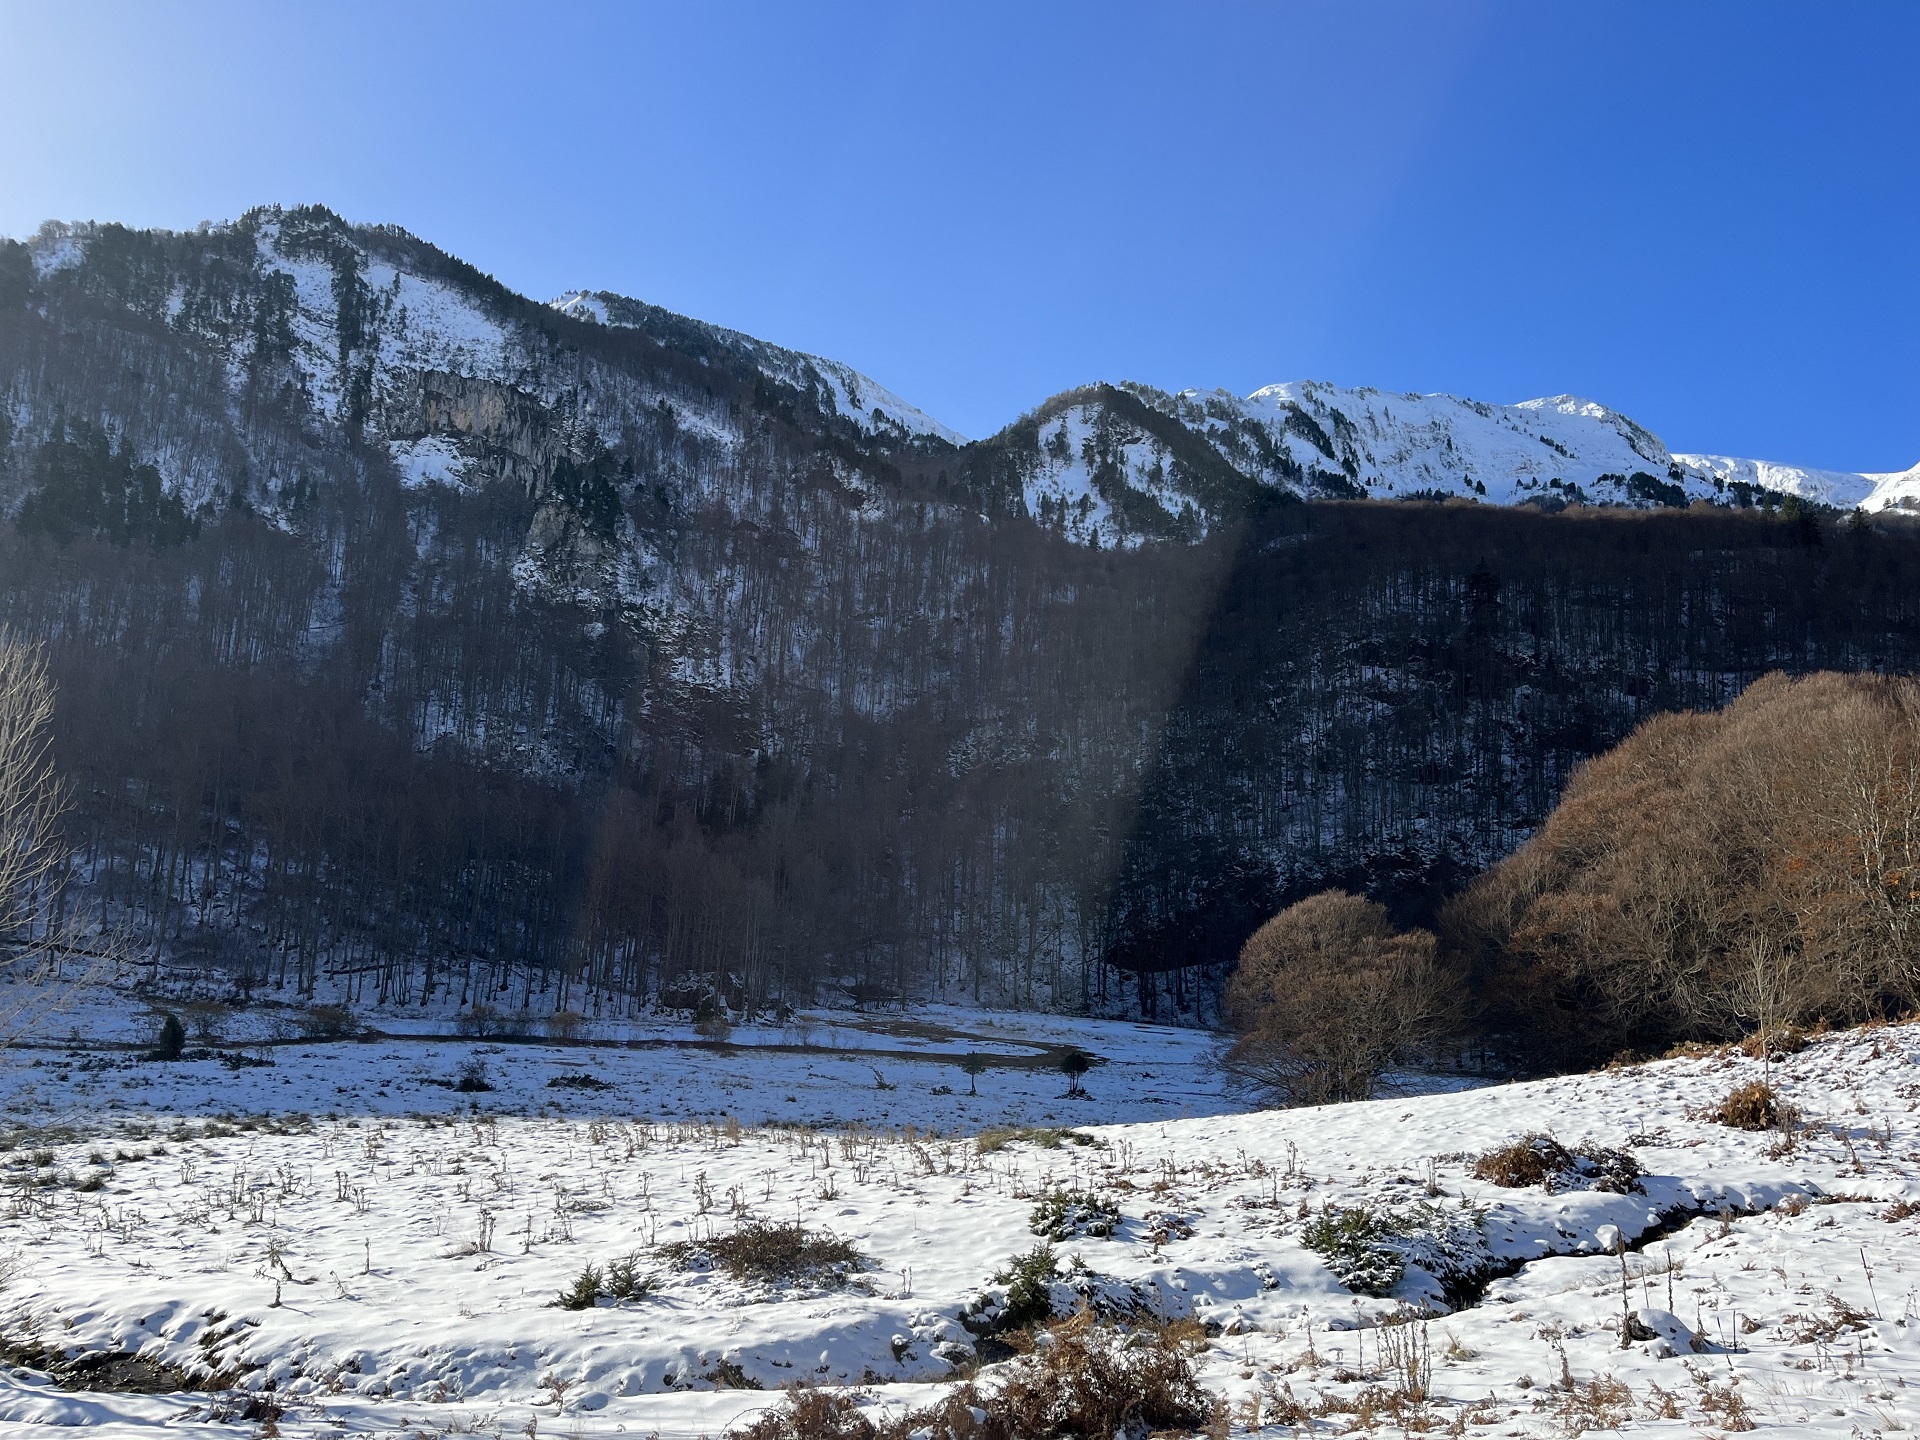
[1237,381,1684,504]
[1002,377,1917,548]
[549,289,966,446]
[1674,453,1920,514]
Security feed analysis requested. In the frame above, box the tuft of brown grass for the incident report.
[1470,1134,1642,1193]
[1687,1364,1754,1431]
[1738,1024,1808,1059]
[1547,1374,1633,1435]
[1779,1293,1873,1344]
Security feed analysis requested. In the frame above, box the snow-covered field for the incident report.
[1,1000,1918,1438]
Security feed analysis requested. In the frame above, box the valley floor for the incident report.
[0,995,1915,1437]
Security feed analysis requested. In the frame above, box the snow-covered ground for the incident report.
[10,997,1239,1129]
[0,996,1917,1438]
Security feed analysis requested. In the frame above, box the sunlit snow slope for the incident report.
[1002,378,1918,548]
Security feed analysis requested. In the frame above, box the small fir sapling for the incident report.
[1058,1047,1092,1096]
[960,1052,988,1096]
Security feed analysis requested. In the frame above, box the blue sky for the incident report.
[3,1,1914,469]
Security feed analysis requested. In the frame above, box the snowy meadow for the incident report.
[0,1001,1916,1438]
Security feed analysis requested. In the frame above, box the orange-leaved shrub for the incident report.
[1224,890,1461,1104]
[1441,671,1920,1068]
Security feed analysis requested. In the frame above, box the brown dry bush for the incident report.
[730,1387,880,1440]
[1710,1080,1796,1131]
[986,1311,1215,1440]
[1224,890,1462,1105]
[728,1313,1215,1440]
[1442,672,1920,1068]
[1472,1134,1643,1193]
[1473,1134,1569,1187]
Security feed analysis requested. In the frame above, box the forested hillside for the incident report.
[4,206,1919,1023]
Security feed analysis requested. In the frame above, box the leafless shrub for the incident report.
[455,1004,509,1037]
[297,1005,358,1039]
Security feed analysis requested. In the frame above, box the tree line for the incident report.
[9,457,1920,1025]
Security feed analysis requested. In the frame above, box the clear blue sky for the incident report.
[3,1,1914,469]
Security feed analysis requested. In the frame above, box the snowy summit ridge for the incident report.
[999,377,1916,549]
[7,204,1909,562]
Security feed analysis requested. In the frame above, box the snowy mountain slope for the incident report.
[552,289,966,446]
[1,1006,1916,1438]
[14,205,1910,562]
[992,378,1916,547]
[1678,451,1920,513]
[8,206,977,628]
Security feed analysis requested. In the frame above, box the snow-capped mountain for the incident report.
[6,205,969,620]
[10,204,1907,564]
[988,378,1913,549]
[1677,451,1920,512]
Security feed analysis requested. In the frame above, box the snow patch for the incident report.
[387,436,472,490]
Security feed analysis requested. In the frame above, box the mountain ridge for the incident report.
[11,204,1912,557]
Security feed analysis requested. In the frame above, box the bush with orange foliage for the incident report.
[1224,890,1461,1104]
[1441,671,1920,1068]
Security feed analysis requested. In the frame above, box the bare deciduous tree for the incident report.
[1224,890,1460,1105]
[0,633,117,1044]
[1445,671,1920,1068]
